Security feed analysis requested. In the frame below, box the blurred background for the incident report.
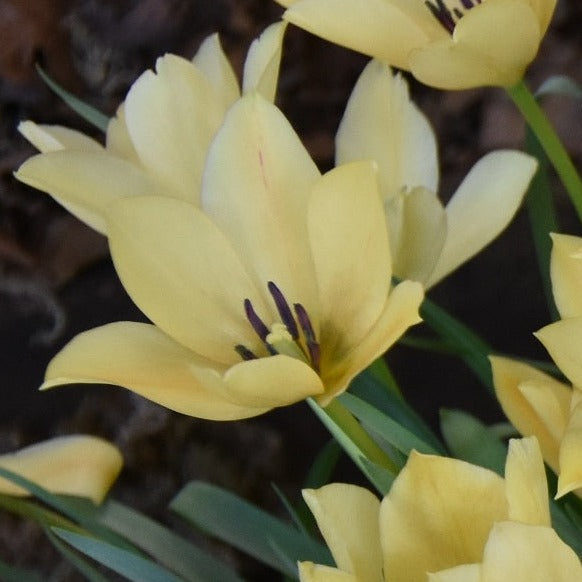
[0,0,580,578]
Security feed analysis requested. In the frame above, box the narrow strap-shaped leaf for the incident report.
[170,481,333,578]
[0,559,43,582]
[536,75,582,100]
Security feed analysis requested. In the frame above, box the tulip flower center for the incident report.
[235,281,321,372]
[425,0,482,34]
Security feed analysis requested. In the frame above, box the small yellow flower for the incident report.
[0,436,122,504]
[39,94,423,419]
[278,0,557,89]
[15,22,287,234]
[299,438,581,582]
[336,60,537,287]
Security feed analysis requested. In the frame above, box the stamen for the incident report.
[235,344,258,360]
[425,0,455,33]
[267,281,299,339]
[244,298,269,341]
[294,303,321,372]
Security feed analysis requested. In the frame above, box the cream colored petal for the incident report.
[0,435,122,504]
[107,195,268,364]
[380,451,507,582]
[201,93,320,317]
[426,151,536,288]
[220,355,324,408]
[535,318,582,387]
[303,484,382,582]
[528,0,558,35]
[298,562,358,582]
[192,33,240,107]
[410,0,541,89]
[15,151,159,234]
[336,59,438,199]
[308,161,391,352]
[42,322,269,420]
[549,233,582,318]
[390,186,447,285]
[317,280,423,405]
[491,355,570,472]
[481,522,582,582]
[556,394,582,498]
[124,54,228,204]
[242,21,287,102]
[505,437,550,526]
[283,0,445,70]
[18,121,104,153]
[428,565,481,582]
[106,104,140,162]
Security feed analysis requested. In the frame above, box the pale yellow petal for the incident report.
[124,54,228,203]
[106,104,140,162]
[42,322,269,420]
[284,0,444,70]
[549,233,582,318]
[428,564,481,582]
[0,436,122,504]
[317,280,423,405]
[201,93,320,316]
[491,355,570,472]
[528,0,558,35]
[107,195,268,364]
[426,151,536,287]
[15,151,159,234]
[18,121,104,153]
[303,484,382,582]
[505,437,550,526]
[298,562,357,582]
[242,22,287,102]
[556,394,582,498]
[380,451,507,582]
[410,0,541,89]
[192,33,240,107]
[390,186,447,285]
[481,522,582,582]
[535,318,582,387]
[336,59,438,199]
[308,161,391,353]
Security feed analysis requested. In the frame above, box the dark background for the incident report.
[0,0,580,578]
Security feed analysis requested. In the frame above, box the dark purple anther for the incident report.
[294,302,320,371]
[460,0,474,9]
[425,0,455,33]
[244,298,269,341]
[235,344,258,361]
[268,281,299,340]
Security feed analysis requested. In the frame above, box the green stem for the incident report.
[507,80,582,222]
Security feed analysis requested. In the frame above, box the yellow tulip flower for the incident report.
[16,22,287,234]
[278,0,557,89]
[336,59,537,287]
[39,94,423,419]
[0,435,122,504]
[299,438,581,582]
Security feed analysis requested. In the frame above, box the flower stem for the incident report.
[507,80,582,222]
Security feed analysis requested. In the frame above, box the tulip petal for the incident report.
[528,0,558,35]
[428,565,481,582]
[192,34,240,108]
[556,393,582,498]
[426,151,536,288]
[549,233,582,318]
[15,151,159,234]
[107,195,268,364]
[481,522,582,582]
[491,356,570,472]
[201,93,320,315]
[380,451,507,582]
[106,105,140,162]
[283,0,444,70]
[303,484,383,582]
[318,280,422,405]
[18,121,104,153]
[124,54,228,204]
[336,59,438,199]
[242,21,287,102]
[308,161,391,352]
[505,437,550,526]
[298,562,358,582]
[0,435,122,504]
[42,322,269,420]
[535,318,582,387]
[410,0,541,89]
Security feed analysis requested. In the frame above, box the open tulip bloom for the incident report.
[278,0,557,89]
